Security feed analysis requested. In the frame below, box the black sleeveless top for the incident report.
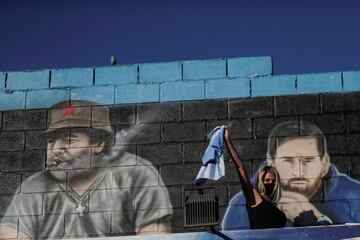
[246,198,287,229]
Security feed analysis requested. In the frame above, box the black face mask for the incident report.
[264,183,275,196]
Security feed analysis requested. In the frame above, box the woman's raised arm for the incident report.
[224,128,262,207]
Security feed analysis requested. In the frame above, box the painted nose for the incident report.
[292,159,305,178]
[48,140,67,159]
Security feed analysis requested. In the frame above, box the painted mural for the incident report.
[0,93,359,239]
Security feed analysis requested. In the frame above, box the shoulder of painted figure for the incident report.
[325,164,360,199]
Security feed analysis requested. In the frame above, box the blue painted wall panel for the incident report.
[0,72,5,89]
[297,72,342,94]
[51,68,93,88]
[227,56,272,78]
[139,62,181,83]
[116,84,159,104]
[160,81,204,101]
[26,89,70,109]
[183,59,226,80]
[0,91,26,111]
[71,86,115,105]
[206,78,250,99]
[7,70,49,90]
[343,71,360,92]
[95,65,137,85]
[252,75,296,97]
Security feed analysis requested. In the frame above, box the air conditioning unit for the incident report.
[184,193,219,228]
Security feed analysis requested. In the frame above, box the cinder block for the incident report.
[227,56,272,78]
[3,110,47,130]
[326,135,347,155]
[206,78,250,99]
[139,61,181,83]
[170,208,185,231]
[207,118,253,139]
[232,139,267,160]
[137,102,181,123]
[275,94,319,116]
[0,91,26,111]
[297,72,342,94]
[44,192,83,214]
[350,156,360,177]
[229,97,273,118]
[254,116,299,138]
[0,173,21,194]
[26,89,70,109]
[160,163,201,185]
[224,160,252,182]
[0,131,25,151]
[346,134,360,154]
[111,211,137,234]
[116,83,159,104]
[330,155,349,176]
[95,65,137,85]
[115,124,161,145]
[343,71,360,92]
[108,105,136,125]
[252,75,296,97]
[0,72,5,89]
[300,114,346,134]
[160,81,204,102]
[71,86,115,105]
[26,129,70,150]
[51,68,93,88]
[1,150,45,172]
[322,92,360,113]
[183,59,226,80]
[162,122,206,142]
[90,189,133,211]
[137,143,182,165]
[2,194,43,216]
[166,187,182,208]
[183,100,227,121]
[7,70,49,90]
[348,113,360,133]
[183,142,208,163]
[0,196,13,216]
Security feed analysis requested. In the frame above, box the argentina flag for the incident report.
[195,126,226,185]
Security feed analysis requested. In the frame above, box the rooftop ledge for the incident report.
[74,224,360,240]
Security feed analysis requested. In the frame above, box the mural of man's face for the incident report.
[46,131,104,181]
[268,136,329,198]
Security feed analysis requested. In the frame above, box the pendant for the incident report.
[74,203,86,216]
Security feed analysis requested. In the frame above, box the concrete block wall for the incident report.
[1,56,360,238]
[1,56,360,111]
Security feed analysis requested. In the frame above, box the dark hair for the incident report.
[44,127,114,151]
[267,121,327,160]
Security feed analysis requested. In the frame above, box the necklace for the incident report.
[59,171,106,217]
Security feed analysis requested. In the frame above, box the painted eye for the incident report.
[304,158,314,163]
[282,158,293,163]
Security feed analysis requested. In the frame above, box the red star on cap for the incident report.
[62,106,77,116]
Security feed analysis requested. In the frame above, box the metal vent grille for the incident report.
[184,193,219,228]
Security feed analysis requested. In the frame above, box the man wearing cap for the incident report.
[0,100,173,239]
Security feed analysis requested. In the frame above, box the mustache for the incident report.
[46,158,88,170]
[287,177,310,183]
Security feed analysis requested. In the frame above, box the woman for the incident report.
[224,128,286,229]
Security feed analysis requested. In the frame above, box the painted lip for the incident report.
[289,180,308,185]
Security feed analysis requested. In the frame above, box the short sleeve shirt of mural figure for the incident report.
[0,151,173,239]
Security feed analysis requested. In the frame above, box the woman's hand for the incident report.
[224,127,230,141]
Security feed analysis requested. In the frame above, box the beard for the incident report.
[281,178,322,198]
[46,156,92,182]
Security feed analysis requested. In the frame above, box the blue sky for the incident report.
[0,0,359,74]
